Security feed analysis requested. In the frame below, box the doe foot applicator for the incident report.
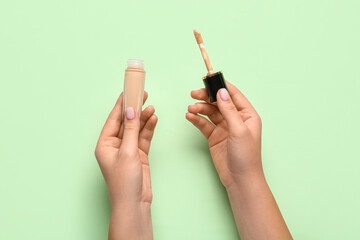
[193,30,228,102]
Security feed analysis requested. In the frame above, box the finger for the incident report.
[120,107,140,152]
[143,91,148,105]
[119,104,154,138]
[191,88,211,103]
[188,102,223,125]
[139,114,158,155]
[226,81,255,111]
[118,91,150,138]
[140,105,155,131]
[99,93,123,139]
[216,88,244,128]
[185,112,215,139]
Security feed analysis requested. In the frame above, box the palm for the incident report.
[208,122,230,186]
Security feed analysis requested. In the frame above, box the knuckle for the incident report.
[194,117,202,125]
[94,148,99,158]
[94,147,102,160]
[256,114,262,126]
[225,102,237,112]
[106,137,121,148]
[208,110,216,119]
[198,118,207,127]
[144,122,155,131]
[124,123,138,131]
[232,91,241,101]
[121,148,136,158]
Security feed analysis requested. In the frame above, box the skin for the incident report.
[186,81,293,240]
[95,91,157,240]
[94,82,292,240]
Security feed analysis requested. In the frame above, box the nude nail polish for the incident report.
[126,107,135,120]
[220,88,230,101]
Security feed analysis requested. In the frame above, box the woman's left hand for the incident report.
[95,91,158,239]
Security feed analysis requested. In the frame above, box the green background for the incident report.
[1,0,359,239]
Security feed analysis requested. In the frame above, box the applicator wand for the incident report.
[193,29,228,102]
[194,30,214,75]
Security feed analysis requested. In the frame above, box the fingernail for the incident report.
[126,107,135,120]
[188,104,195,108]
[220,88,230,101]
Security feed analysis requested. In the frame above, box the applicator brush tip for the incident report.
[193,29,203,44]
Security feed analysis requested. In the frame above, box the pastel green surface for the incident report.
[1,0,359,239]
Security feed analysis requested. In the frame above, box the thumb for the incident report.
[120,107,140,152]
[217,88,243,127]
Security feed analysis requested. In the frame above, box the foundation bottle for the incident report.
[123,59,145,119]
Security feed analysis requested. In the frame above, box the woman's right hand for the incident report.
[186,81,263,188]
[187,81,292,240]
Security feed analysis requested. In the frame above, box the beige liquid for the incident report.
[123,67,145,119]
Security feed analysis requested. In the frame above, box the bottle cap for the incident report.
[202,71,228,102]
[127,59,144,69]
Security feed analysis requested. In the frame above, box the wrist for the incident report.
[226,169,267,195]
[111,201,151,217]
[109,202,153,240]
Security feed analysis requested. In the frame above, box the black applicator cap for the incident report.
[203,71,228,102]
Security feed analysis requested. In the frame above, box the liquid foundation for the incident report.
[123,59,145,119]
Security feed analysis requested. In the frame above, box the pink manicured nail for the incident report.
[126,107,135,120]
[189,104,195,108]
[220,88,230,101]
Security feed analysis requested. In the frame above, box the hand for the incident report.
[187,82,292,239]
[186,81,262,188]
[95,91,158,205]
[95,92,158,239]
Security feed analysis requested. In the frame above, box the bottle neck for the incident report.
[126,67,145,72]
